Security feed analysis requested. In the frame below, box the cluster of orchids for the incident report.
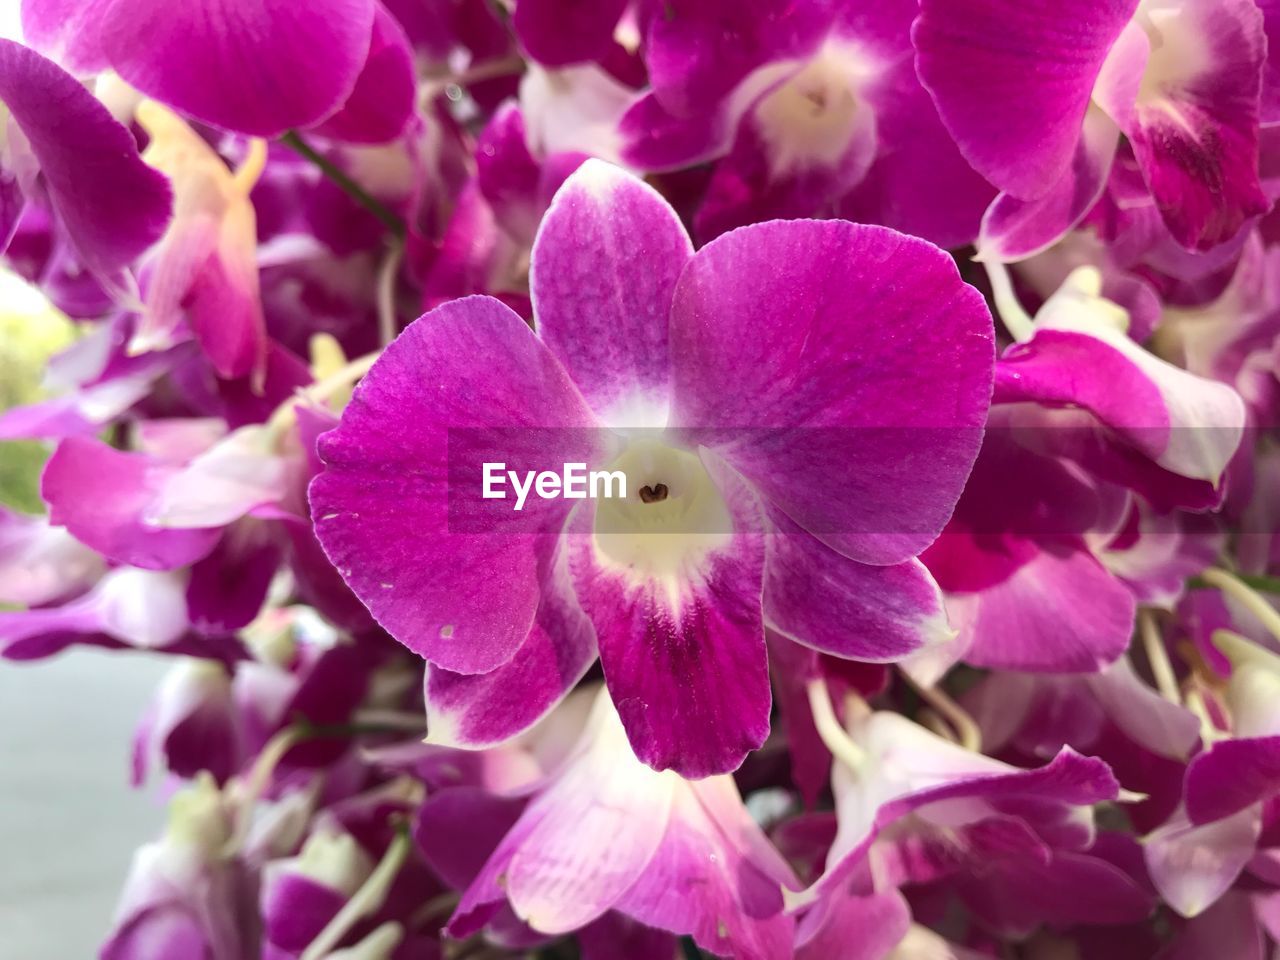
[8,0,1280,957]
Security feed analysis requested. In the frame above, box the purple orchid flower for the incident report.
[915,0,1270,258]
[808,701,1126,897]
[311,159,995,778]
[619,0,995,246]
[446,687,802,958]
[100,776,258,960]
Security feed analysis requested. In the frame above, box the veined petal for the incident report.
[310,296,607,675]
[930,534,1136,674]
[425,549,598,750]
[42,437,221,570]
[566,450,770,778]
[0,39,171,277]
[505,698,678,935]
[669,220,993,565]
[531,160,692,428]
[614,774,798,958]
[1119,0,1268,250]
[795,890,912,960]
[914,0,1138,199]
[764,507,950,662]
[95,0,376,137]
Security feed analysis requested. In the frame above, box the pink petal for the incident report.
[668,220,994,565]
[914,0,1138,199]
[531,160,692,427]
[566,452,770,778]
[96,0,376,136]
[0,38,171,277]
[310,296,607,674]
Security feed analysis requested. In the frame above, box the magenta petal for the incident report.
[1123,0,1268,250]
[42,437,221,570]
[309,2,416,144]
[425,559,598,749]
[958,850,1153,935]
[795,890,911,960]
[1145,805,1260,918]
[614,775,798,958]
[1185,736,1280,825]
[531,160,692,426]
[619,92,735,171]
[764,508,949,662]
[310,296,606,674]
[96,0,376,136]
[21,0,110,72]
[513,0,627,67]
[643,0,830,115]
[669,220,994,565]
[939,537,1136,674]
[0,39,172,277]
[914,0,1138,199]
[567,454,770,779]
[979,106,1120,261]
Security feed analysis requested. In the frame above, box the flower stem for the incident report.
[1139,609,1181,705]
[806,679,868,772]
[377,240,405,347]
[1199,568,1280,646]
[301,825,412,960]
[221,724,304,857]
[901,672,982,752]
[280,130,406,237]
[982,259,1036,342]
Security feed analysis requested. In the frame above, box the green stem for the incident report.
[1189,571,1280,595]
[280,131,406,237]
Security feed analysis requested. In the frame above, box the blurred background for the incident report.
[0,10,169,933]
[0,652,168,957]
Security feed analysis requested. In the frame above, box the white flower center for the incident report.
[591,439,734,592]
[750,41,878,179]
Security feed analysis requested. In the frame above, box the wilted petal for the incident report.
[134,102,267,382]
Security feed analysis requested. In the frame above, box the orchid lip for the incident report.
[589,439,735,588]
